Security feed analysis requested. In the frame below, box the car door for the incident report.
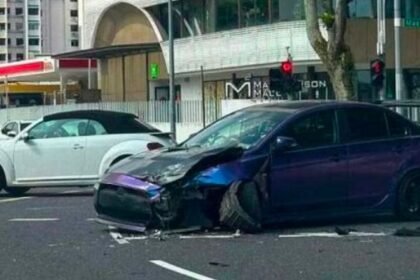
[270,109,349,213]
[341,107,412,208]
[13,118,88,183]
[80,119,118,178]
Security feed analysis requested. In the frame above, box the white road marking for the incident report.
[150,260,216,280]
[108,226,129,245]
[9,218,59,222]
[278,232,388,238]
[0,197,31,204]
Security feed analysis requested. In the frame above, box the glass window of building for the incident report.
[28,22,39,30]
[0,23,5,30]
[347,0,375,18]
[182,0,205,35]
[0,8,5,15]
[28,8,39,16]
[16,38,24,46]
[70,10,78,17]
[71,40,79,47]
[16,22,23,31]
[15,8,23,15]
[405,0,420,19]
[16,53,24,61]
[71,25,78,32]
[29,38,39,46]
[240,0,269,27]
[0,54,5,61]
[216,0,239,31]
[0,39,5,45]
[272,0,305,22]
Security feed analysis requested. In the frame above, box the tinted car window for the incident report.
[285,110,336,149]
[343,108,387,142]
[2,122,15,134]
[386,112,411,137]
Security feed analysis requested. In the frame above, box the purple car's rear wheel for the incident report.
[397,172,420,220]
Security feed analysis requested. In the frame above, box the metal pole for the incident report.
[394,0,403,101]
[88,59,92,89]
[201,65,205,127]
[168,0,176,139]
[377,0,386,101]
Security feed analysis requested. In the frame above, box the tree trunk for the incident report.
[304,0,355,101]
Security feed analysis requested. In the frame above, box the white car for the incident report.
[0,120,32,139]
[0,110,174,195]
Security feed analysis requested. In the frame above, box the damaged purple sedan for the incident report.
[94,101,420,232]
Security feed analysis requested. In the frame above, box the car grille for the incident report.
[95,184,153,224]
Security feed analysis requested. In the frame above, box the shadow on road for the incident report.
[0,189,94,198]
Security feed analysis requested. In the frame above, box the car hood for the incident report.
[106,145,244,187]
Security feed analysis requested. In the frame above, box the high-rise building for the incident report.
[0,0,80,64]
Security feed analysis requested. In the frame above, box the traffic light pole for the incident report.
[168,0,176,140]
[394,0,403,101]
[377,0,386,101]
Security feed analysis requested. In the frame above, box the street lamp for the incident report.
[168,0,176,140]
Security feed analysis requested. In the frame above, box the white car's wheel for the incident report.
[4,186,30,196]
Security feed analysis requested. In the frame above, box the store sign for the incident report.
[405,18,420,28]
[301,80,327,89]
[226,79,328,99]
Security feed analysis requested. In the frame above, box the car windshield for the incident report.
[182,109,292,149]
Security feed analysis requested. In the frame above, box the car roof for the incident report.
[243,101,383,113]
[44,110,137,122]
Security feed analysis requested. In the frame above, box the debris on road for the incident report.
[209,262,230,267]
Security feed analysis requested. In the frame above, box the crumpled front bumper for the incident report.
[94,173,162,231]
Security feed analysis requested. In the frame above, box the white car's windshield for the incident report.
[183,109,292,149]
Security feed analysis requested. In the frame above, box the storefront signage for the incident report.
[405,18,420,28]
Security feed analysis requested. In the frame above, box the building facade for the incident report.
[78,0,420,103]
[0,0,79,64]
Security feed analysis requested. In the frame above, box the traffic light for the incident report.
[370,58,385,89]
[281,60,293,76]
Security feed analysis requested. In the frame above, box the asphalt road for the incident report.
[1,187,420,280]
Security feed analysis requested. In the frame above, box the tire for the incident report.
[396,172,420,220]
[4,186,30,196]
[219,181,262,233]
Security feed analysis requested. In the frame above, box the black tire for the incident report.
[219,181,262,233]
[4,186,30,196]
[396,172,420,220]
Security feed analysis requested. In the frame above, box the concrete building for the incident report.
[0,0,80,64]
[56,0,420,103]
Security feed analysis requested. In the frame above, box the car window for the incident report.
[11,123,19,133]
[29,119,89,139]
[85,120,107,136]
[285,110,336,149]
[20,122,31,131]
[2,122,15,134]
[184,110,291,149]
[343,108,387,142]
[386,112,411,138]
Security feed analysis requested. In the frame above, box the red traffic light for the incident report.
[371,59,385,74]
[281,60,293,75]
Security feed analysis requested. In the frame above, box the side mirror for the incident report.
[6,131,17,138]
[273,136,298,151]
